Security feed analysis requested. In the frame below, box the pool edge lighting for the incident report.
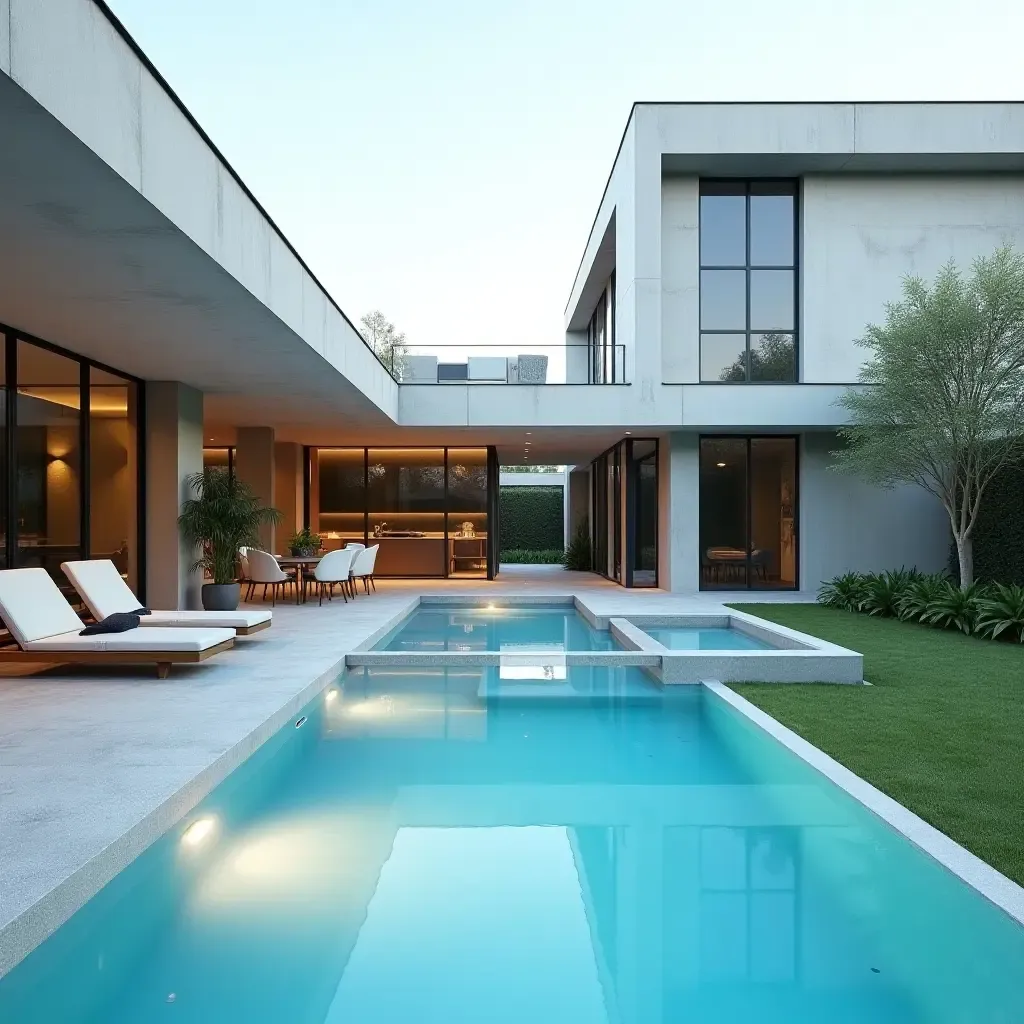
[181,817,215,848]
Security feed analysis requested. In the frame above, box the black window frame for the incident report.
[1,322,146,600]
[698,180,799,384]
[697,434,800,591]
[586,274,618,385]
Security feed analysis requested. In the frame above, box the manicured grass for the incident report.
[728,603,1024,885]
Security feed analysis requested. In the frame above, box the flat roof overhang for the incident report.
[0,5,398,431]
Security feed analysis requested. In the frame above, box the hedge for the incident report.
[948,458,1024,585]
[500,549,564,564]
[499,486,564,554]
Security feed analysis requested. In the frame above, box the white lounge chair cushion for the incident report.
[61,560,270,630]
[143,610,271,629]
[22,626,235,653]
[0,568,86,645]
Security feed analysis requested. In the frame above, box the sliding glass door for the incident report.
[699,436,797,590]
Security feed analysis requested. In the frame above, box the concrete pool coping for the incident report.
[706,682,1024,928]
[353,596,864,685]
[610,611,864,684]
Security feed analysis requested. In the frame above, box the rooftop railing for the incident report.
[383,344,627,385]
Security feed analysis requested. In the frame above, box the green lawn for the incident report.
[728,603,1024,886]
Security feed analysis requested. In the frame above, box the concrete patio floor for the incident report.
[0,566,816,977]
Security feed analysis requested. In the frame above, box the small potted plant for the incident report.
[288,527,323,558]
[178,468,282,611]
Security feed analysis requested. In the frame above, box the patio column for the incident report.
[145,381,204,610]
[235,427,276,551]
[274,441,304,548]
[659,432,700,592]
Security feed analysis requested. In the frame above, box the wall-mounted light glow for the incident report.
[182,817,216,848]
[485,603,498,610]
[325,689,338,702]
[717,462,727,468]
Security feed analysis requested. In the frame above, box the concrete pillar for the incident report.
[659,432,700,592]
[274,442,304,547]
[145,382,203,610]
[235,427,276,551]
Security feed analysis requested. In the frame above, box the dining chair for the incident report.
[311,548,357,604]
[350,544,379,594]
[246,550,296,606]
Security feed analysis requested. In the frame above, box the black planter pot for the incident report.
[290,546,318,557]
[202,582,241,611]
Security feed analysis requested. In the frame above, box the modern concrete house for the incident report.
[2,1,1023,602]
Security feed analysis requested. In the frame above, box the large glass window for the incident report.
[310,447,495,578]
[90,367,139,592]
[203,446,234,477]
[700,182,797,383]
[16,341,82,584]
[586,275,619,384]
[629,439,658,587]
[317,448,365,549]
[699,436,797,590]
[591,438,657,588]
[447,448,488,578]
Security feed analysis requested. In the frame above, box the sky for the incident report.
[109,0,1024,356]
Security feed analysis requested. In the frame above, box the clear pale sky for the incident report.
[110,0,1023,354]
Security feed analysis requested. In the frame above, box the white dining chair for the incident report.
[312,548,356,605]
[246,550,296,606]
[238,547,253,601]
[350,544,379,594]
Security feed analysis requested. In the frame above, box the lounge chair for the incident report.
[0,569,235,678]
[61,560,271,635]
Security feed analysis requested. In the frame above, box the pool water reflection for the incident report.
[1,666,1023,1023]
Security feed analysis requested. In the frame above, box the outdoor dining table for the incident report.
[275,554,323,604]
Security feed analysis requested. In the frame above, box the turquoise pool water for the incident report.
[3,667,1024,1022]
[643,626,774,651]
[376,603,619,651]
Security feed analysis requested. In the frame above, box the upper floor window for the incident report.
[699,181,797,383]
[586,271,618,383]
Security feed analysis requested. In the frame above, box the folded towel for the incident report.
[80,612,141,636]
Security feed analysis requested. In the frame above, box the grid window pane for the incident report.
[700,270,746,330]
[749,333,795,382]
[701,334,747,382]
[749,193,794,265]
[750,270,794,330]
[700,194,746,266]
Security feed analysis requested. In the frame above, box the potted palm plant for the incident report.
[178,468,282,611]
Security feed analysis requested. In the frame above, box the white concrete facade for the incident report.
[557,103,1024,591]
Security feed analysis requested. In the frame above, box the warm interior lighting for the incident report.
[182,817,216,847]
[717,461,727,468]
[485,603,498,610]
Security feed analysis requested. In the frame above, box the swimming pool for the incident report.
[375,602,619,652]
[2,667,1022,1022]
[642,625,774,651]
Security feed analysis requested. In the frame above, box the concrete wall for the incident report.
[660,177,699,383]
[802,175,1024,382]
[799,433,949,587]
[145,381,203,609]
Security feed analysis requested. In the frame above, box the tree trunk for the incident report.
[954,532,974,589]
